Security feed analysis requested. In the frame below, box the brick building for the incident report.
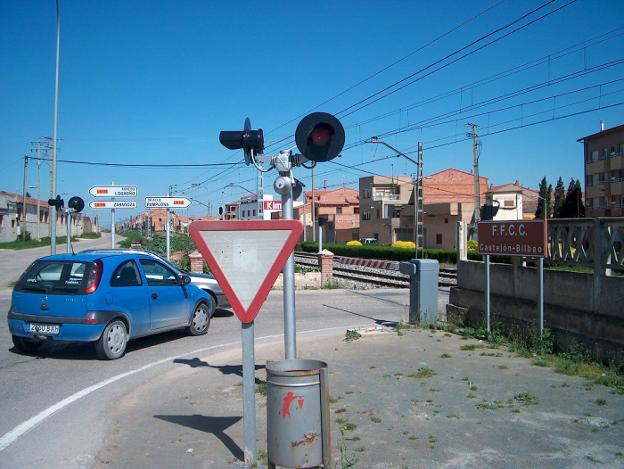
[578,122,624,217]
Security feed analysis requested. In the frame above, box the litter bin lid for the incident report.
[267,358,327,377]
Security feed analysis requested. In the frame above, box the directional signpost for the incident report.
[146,196,192,260]
[89,201,137,209]
[144,196,191,208]
[89,185,137,197]
[189,219,303,465]
[90,184,138,248]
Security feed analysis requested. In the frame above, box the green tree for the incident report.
[534,177,552,219]
[553,177,565,218]
[559,178,585,218]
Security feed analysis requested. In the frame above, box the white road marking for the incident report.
[0,325,357,452]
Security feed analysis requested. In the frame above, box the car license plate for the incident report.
[28,323,60,335]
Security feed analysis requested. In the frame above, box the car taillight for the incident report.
[85,260,103,294]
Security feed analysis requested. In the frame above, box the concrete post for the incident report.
[189,250,204,273]
[592,218,604,313]
[318,250,334,287]
[457,221,468,261]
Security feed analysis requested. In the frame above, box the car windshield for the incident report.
[15,261,93,295]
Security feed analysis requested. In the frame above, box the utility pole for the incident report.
[50,0,61,255]
[467,123,480,232]
[415,141,424,256]
[21,155,29,238]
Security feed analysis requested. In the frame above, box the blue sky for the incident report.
[2,0,623,223]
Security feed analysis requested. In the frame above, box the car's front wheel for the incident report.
[188,302,211,336]
[96,320,128,360]
[12,335,43,354]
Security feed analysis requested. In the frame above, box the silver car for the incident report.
[80,249,230,313]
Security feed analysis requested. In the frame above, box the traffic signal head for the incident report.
[48,195,64,208]
[219,117,264,165]
[68,196,85,213]
[295,112,345,163]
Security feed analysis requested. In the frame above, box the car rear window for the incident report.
[15,261,95,295]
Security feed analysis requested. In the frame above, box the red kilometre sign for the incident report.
[189,220,303,323]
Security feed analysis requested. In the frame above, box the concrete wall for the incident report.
[447,260,624,365]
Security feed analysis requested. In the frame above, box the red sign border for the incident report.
[189,220,303,323]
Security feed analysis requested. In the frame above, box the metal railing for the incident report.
[547,217,624,273]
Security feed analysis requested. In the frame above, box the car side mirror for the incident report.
[178,274,191,285]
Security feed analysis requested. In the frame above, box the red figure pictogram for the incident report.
[281,391,305,417]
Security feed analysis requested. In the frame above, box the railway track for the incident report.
[294,251,457,288]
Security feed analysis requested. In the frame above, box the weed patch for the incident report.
[514,392,539,406]
[408,367,437,379]
[344,330,362,342]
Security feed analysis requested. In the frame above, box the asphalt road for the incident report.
[0,271,442,468]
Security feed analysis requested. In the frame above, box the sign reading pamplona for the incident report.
[477,220,547,257]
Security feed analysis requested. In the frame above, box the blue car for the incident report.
[8,251,214,359]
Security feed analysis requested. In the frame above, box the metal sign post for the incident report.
[189,219,303,466]
[484,254,490,332]
[478,220,547,336]
[144,196,192,261]
[66,208,72,254]
[90,185,137,249]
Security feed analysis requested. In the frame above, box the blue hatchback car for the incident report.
[8,251,214,359]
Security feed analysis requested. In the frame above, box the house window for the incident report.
[586,174,593,186]
[444,218,448,224]
[363,212,370,220]
[253,209,256,217]
[354,207,359,214]
[503,200,515,207]
[336,207,343,214]
[436,234,442,245]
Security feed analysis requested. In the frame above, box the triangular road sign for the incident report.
[189,220,303,323]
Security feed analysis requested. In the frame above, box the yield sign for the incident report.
[189,220,303,323]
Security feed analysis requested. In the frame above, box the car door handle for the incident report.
[151,293,158,300]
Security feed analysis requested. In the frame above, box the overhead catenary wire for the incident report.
[264,0,576,152]
[263,0,507,138]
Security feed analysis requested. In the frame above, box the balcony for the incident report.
[372,194,400,202]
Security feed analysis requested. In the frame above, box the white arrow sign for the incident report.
[145,196,192,209]
[89,186,137,197]
[89,201,137,209]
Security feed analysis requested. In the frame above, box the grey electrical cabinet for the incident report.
[399,259,439,325]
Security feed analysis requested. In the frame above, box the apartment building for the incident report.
[578,122,624,217]
[358,169,489,248]
[296,187,360,243]
[359,175,413,245]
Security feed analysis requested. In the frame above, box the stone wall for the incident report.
[447,260,624,366]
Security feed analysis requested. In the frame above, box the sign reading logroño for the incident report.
[89,186,137,197]
[477,220,547,257]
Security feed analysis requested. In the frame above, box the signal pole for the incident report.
[50,0,61,255]
[467,123,480,230]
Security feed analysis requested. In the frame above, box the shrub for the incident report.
[467,239,478,253]
[392,241,415,249]
[346,240,362,247]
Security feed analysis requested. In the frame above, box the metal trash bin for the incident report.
[266,359,330,468]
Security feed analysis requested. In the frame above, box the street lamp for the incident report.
[365,137,423,257]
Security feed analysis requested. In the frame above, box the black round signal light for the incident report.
[68,196,85,213]
[295,112,345,163]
